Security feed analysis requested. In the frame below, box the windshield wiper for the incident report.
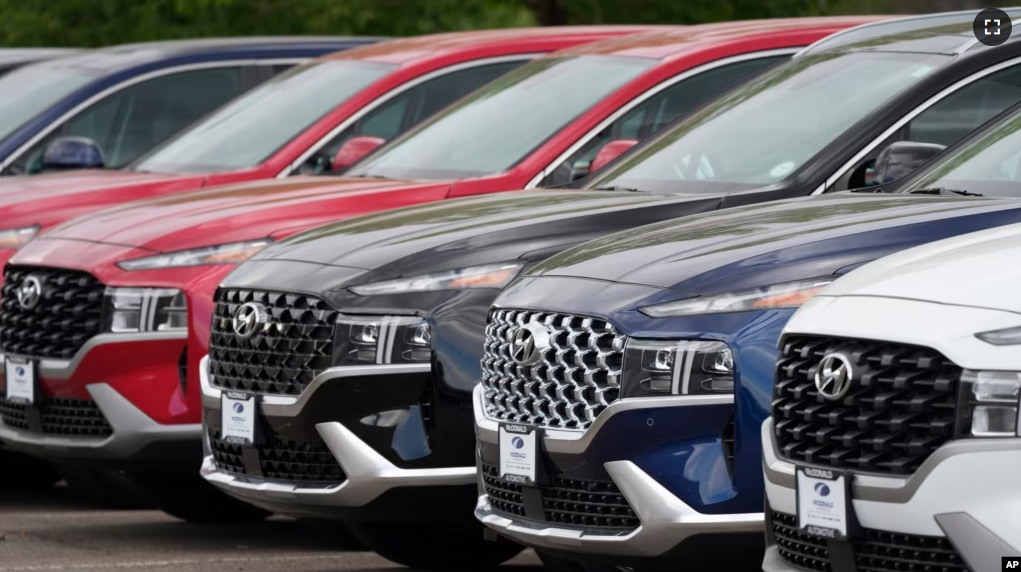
[348,173,393,179]
[907,187,984,197]
[592,185,647,193]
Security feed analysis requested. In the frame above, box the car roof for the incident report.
[324,26,663,65]
[556,17,886,60]
[0,48,83,67]
[34,36,378,73]
[800,7,1021,56]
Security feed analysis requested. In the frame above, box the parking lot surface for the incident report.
[0,487,541,572]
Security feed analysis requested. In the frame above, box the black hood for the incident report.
[527,192,1021,297]
[237,189,725,291]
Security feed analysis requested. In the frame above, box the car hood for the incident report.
[46,176,448,252]
[527,192,1021,297]
[247,189,725,281]
[819,222,1021,314]
[0,169,190,207]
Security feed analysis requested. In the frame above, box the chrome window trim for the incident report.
[526,48,801,190]
[0,58,307,173]
[813,55,1021,195]
[275,54,543,179]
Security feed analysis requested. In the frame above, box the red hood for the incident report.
[45,175,454,253]
[0,169,203,230]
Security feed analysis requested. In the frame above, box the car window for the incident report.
[134,60,397,174]
[349,55,657,181]
[587,51,951,194]
[12,67,246,174]
[295,61,525,176]
[834,63,1021,190]
[0,64,96,148]
[538,55,790,187]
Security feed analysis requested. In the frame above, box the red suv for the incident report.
[0,18,874,528]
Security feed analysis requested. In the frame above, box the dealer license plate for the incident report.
[797,466,850,539]
[4,358,35,405]
[499,423,537,485]
[220,391,258,445]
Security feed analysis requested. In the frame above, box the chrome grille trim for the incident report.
[480,308,625,430]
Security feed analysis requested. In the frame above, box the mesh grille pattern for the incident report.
[773,336,960,476]
[481,464,525,517]
[209,289,338,395]
[0,266,105,359]
[771,511,971,572]
[543,475,639,530]
[0,397,113,437]
[480,309,625,430]
[209,432,345,484]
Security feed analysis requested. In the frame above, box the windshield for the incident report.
[0,64,96,143]
[903,111,1021,197]
[135,60,396,173]
[588,51,951,194]
[349,55,655,180]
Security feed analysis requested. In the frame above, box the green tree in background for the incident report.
[0,0,1004,47]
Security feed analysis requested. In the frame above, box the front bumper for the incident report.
[199,355,476,519]
[761,419,1021,572]
[473,385,762,559]
[0,333,199,464]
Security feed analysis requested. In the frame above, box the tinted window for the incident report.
[589,51,950,194]
[296,61,524,176]
[12,67,246,174]
[0,64,96,145]
[135,60,397,173]
[539,55,789,187]
[350,55,656,180]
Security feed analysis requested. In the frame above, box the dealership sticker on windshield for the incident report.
[221,391,258,445]
[4,358,35,405]
[796,466,849,539]
[499,423,537,484]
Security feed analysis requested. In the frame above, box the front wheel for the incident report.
[129,471,270,524]
[348,520,523,569]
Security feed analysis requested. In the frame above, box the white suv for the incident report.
[762,223,1021,572]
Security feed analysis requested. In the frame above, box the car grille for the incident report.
[481,464,639,531]
[772,336,960,476]
[0,397,113,437]
[0,266,106,360]
[770,511,971,572]
[208,288,338,396]
[480,309,625,431]
[209,432,345,484]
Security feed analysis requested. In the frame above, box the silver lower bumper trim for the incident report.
[0,383,200,460]
[202,420,476,515]
[476,460,762,557]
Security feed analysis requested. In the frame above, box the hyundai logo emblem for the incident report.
[16,276,42,310]
[510,322,551,366]
[232,302,268,339]
[815,352,853,401]
[511,436,524,449]
[814,483,830,497]
[232,402,245,414]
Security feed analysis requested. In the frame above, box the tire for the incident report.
[57,465,153,509]
[129,471,270,524]
[0,450,60,488]
[348,520,523,569]
[296,518,367,551]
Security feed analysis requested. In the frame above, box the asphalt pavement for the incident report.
[0,486,541,572]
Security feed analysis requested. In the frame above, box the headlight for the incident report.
[976,326,1021,345]
[348,262,524,296]
[639,278,833,317]
[621,338,734,398]
[105,287,187,333]
[116,239,273,271]
[334,314,431,365]
[0,226,40,249]
[956,370,1021,438]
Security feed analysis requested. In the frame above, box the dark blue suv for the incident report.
[476,93,1021,571]
[0,36,377,175]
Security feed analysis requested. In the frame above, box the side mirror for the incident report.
[590,139,638,174]
[41,136,104,172]
[873,141,946,185]
[331,135,386,173]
